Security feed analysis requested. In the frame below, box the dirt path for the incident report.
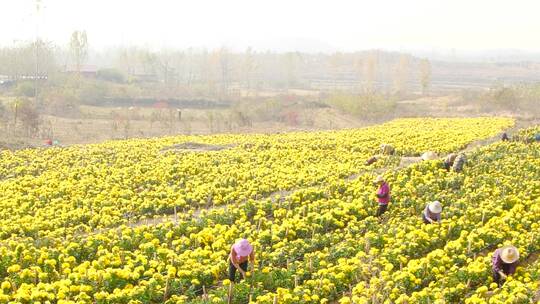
[522,250,540,268]
[77,188,295,237]
[80,160,393,238]
[160,142,236,153]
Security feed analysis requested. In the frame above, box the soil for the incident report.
[160,142,236,153]
[0,140,36,151]
[398,156,423,168]
[2,106,369,148]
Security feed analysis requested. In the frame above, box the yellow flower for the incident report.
[1,281,10,290]
[7,265,21,274]
[339,297,352,304]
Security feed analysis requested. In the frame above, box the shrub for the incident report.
[477,83,540,114]
[15,81,36,97]
[79,81,109,105]
[324,93,397,119]
[97,68,125,83]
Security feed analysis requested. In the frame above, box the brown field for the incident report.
[23,106,368,146]
[1,93,536,150]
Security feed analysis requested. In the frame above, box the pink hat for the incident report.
[233,239,253,257]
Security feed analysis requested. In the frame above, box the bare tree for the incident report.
[243,47,258,96]
[184,48,195,90]
[363,51,378,93]
[393,54,410,95]
[173,51,185,89]
[329,52,344,91]
[285,52,302,90]
[13,98,41,137]
[69,30,88,78]
[201,49,217,97]
[33,0,45,106]
[156,49,179,87]
[353,55,363,92]
[419,58,432,95]
[139,49,158,75]
[116,46,137,78]
[217,47,231,99]
[10,98,23,125]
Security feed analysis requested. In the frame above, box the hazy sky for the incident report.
[1,0,540,53]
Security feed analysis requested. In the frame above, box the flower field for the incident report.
[2,117,539,303]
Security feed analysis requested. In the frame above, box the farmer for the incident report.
[366,156,378,166]
[491,245,519,287]
[422,201,442,224]
[535,133,540,142]
[374,175,391,217]
[380,144,395,155]
[501,132,509,141]
[421,151,438,161]
[452,153,467,173]
[229,239,255,282]
[443,153,457,171]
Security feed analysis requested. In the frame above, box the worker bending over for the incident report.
[422,201,442,224]
[491,245,519,287]
[229,239,255,282]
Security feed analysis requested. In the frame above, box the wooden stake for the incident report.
[227,283,234,304]
[481,210,485,224]
[365,238,371,254]
[163,277,170,302]
[248,247,256,302]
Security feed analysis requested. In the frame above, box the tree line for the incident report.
[0,33,433,100]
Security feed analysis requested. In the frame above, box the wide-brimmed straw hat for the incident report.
[233,239,253,257]
[500,245,519,264]
[421,151,438,161]
[374,175,385,183]
[428,201,442,214]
